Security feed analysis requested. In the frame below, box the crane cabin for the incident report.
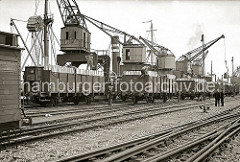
[60,26,91,53]
[122,44,146,64]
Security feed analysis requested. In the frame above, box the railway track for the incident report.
[24,99,197,127]
[32,100,193,125]
[1,97,238,149]
[208,123,240,162]
[24,99,189,118]
[56,105,240,162]
[141,117,240,162]
[30,97,238,126]
[24,102,127,117]
[0,100,199,146]
[1,100,195,138]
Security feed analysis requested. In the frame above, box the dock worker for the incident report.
[85,53,93,70]
[108,83,114,106]
[214,89,220,107]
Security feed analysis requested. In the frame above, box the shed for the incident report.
[0,31,24,131]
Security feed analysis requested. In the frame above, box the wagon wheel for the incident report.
[145,97,149,103]
[73,100,79,105]
[190,96,195,100]
[85,97,90,105]
[181,95,185,100]
[121,96,126,102]
[51,98,57,106]
[73,97,80,105]
[132,96,138,105]
[150,97,155,103]
[40,102,47,107]
[85,96,92,105]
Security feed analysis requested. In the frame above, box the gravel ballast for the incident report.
[0,98,239,162]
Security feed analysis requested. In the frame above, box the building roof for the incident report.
[0,44,24,51]
[0,31,19,36]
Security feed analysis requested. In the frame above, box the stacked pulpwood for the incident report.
[0,31,24,132]
[120,70,176,104]
[24,65,105,106]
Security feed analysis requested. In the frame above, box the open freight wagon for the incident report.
[24,65,105,106]
[120,70,176,103]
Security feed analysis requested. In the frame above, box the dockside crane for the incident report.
[139,36,176,70]
[82,14,145,76]
[177,34,225,76]
[56,0,92,68]
[178,34,224,62]
[232,67,240,77]
[56,0,148,77]
[139,36,173,57]
[231,66,240,94]
[192,51,208,66]
[83,14,142,45]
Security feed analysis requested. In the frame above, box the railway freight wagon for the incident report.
[214,82,236,96]
[176,78,206,100]
[24,65,105,106]
[0,31,24,132]
[235,84,240,95]
[224,83,235,96]
[120,71,176,103]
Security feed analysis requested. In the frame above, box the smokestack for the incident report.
[232,56,234,76]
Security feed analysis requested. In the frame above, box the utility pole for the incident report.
[44,0,49,69]
[143,20,157,65]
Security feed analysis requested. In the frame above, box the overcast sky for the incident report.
[0,0,239,78]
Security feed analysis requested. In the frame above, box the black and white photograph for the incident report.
[0,0,240,161]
